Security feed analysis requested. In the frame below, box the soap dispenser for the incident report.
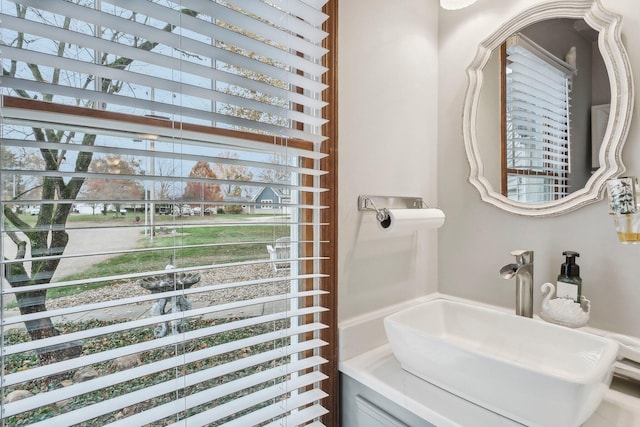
[556,251,582,302]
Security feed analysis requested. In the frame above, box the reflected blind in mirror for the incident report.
[503,33,574,203]
[0,0,333,425]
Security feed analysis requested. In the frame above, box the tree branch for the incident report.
[11,183,44,201]
[3,205,31,231]
[5,229,25,248]
[2,231,30,287]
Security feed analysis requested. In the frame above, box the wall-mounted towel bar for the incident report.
[358,195,445,232]
[357,195,427,222]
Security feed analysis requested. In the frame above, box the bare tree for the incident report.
[1,146,19,201]
[1,146,45,207]
[213,151,254,198]
[258,153,292,185]
[156,160,179,201]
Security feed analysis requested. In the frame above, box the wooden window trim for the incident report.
[1,96,314,151]
[320,0,339,425]
[501,42,508,196]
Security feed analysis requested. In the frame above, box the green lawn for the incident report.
[4,212,289,300]
[15,211,281,226]
[47,221,289,299]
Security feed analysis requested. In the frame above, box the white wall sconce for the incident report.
[440,0,477,10]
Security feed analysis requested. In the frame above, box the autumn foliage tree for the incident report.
[182,161,223,203]
[81,154,144,214]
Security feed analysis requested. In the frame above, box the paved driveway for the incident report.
[2,224,142,283]
[52,225,142,280]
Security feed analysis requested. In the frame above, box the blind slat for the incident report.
[28,366,327,427]
[3,258,328,296]
[106,0,327,75]
[0,14,328,112]
[3,282,327,328]
[5,340,327,418]
[14,0,328,77]
[185,380,328,427]
[1,107,328,156]
[3,304,327,357]
[252,0,329,28]
[221,389,329,427]
[509,131,569,147]
[221,0,328,43]
[1,245,325,279]
[1,138,326,177]
[104,356,328,427]
[1,81,328,143]
[2,45,326,127]
[508,101,569,126]
[5,318,328,386]
[264,404,331,427]
[6,169,326,196]
[506,144,568,157]
[176,0,328,53]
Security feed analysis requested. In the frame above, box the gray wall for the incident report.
[338,0,440,322]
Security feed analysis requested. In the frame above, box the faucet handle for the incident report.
[510,249,533,263]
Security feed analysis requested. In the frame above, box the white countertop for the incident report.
[339,294,640,427]
[341,344,524,426]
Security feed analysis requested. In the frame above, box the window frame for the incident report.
[0,0,339,424]
[320,1,339,424]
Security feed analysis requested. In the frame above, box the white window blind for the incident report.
[504,33,574,203]
[0,0,332,425]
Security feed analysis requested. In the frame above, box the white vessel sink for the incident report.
[384,298,619,427]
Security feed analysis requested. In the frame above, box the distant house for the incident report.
[214,197,250,215]
[250,187,291,214]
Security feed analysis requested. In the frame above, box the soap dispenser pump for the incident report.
[556,251,582,303]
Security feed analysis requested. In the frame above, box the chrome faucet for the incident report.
[500,250,534,318]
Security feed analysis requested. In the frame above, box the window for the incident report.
[502,33,574,203]
[1,1,337,425]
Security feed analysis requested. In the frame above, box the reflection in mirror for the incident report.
[464,0,633,216]
[501,19,605,203]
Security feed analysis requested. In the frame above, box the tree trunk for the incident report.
[5,238,83,369]
[2,5,197,370]
[16,291,83,366]
[3,156,88,368]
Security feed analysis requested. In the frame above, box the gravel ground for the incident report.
[45,263,289,311]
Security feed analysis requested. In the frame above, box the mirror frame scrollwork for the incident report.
[463,0,634,217]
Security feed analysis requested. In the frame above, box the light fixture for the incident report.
[440,0,477,10]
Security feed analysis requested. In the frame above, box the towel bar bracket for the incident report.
[357,195,428,220]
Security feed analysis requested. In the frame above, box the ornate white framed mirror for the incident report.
[463,0,634,217]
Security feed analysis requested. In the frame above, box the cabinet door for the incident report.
[355,395,409,427]
[341,374,436,427]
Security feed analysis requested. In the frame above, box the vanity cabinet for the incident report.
[341,374,436,427]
